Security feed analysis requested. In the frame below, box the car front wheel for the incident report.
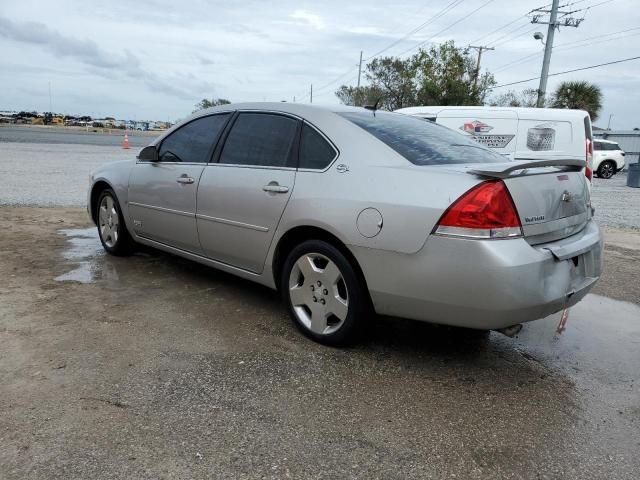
[96,188,133,255]
[281,240,368,346]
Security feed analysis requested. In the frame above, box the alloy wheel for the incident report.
[600,162,614,179]
[288,253,349,335]
[99,195,119,248]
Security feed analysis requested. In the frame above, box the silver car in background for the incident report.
[88,103,602,345]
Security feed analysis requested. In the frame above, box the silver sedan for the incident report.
[88,103,602,345]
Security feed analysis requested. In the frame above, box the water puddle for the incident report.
[511,294,640,381]
[54,228,104,283]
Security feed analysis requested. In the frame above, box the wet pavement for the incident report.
[1,211,637,479]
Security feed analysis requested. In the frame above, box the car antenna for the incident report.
[364,97,383,116]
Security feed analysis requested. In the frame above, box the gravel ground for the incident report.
[0,207,639,479]
[590,172,640,230]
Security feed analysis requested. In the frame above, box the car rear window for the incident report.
[338,111,507,165]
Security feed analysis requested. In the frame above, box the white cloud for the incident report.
[290,10,326,30]
[0,0,638,126]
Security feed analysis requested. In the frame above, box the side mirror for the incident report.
[137,145,159,162]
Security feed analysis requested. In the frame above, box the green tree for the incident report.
[364,57,416,110]
[550,81,602,120]
[334,85,385,107]
[489,88,539,107]
[412,42,494,106]
[334,41,495,110]
[193,98,231,113]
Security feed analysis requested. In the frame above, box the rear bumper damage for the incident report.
[353,220,603,330]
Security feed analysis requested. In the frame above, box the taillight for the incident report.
[585,166,593,181]
[434,180,522,239]
[585,138,593,182]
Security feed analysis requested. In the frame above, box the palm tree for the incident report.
[550,81,602,121]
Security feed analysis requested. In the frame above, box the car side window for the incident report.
[298,123,337,170]
[157,113,230,163]
[594,141,603,150]
[219,113,298,167]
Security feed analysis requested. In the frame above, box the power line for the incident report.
[395,0,496,57]
[490,26,540,49]
[492,26,640,73]
[491,55,640,89]
[468,15,528,45]
[485,21,532,47]
[363,0,464,61]
[297,0,468,102]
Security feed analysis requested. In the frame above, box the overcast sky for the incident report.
[1,0,638,127]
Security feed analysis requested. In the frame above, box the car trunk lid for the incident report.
[466,159,591,244]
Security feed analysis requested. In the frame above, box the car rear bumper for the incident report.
[352,220,603,330]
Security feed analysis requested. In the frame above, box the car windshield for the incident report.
[338,111,509,166]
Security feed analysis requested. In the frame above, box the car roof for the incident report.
[395,105,589,121]
[595,138,618,144]
[194,102,366,118]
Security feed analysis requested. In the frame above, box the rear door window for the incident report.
[158,113,230,163]
[339,111,506,165]
[219,113,299,167]
[298,123,337,170]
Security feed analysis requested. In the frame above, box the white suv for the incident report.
[594,139,625,179]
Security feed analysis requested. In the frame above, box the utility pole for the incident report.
[48,81,52,113]
[310,84,313,104]
[530,0,583,107]
[357,50,363,88]
[469,46,494,91]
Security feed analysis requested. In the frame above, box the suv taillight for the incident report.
[434,180,523,239]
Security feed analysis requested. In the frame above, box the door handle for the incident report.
[263,184,289,193]
[176,176,195,184]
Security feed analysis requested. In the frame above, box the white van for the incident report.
[395,106,594,183]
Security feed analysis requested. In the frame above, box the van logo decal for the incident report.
[460,120,493,134]
[336,164,349,173]
[460,120,514,148]
[525,215,545,223]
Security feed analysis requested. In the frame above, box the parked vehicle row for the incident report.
[88,103,602,346]
[593,139,625,178]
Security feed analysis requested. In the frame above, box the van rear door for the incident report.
[435,109,518,158]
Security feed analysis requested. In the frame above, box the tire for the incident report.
[281,239,369,346]
[96,188,134,256]
[597,160,615,179]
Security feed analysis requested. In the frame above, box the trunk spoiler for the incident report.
[468,159,586,179]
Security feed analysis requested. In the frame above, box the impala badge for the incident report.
[336,164,349,173]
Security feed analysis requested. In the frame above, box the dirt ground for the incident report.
[1,207,639,479]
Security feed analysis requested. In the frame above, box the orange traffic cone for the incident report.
[123,133,130,149]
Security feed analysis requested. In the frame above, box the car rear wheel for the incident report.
[96,188,133,255]
[281,240,368,346]
[597,160,615,179]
